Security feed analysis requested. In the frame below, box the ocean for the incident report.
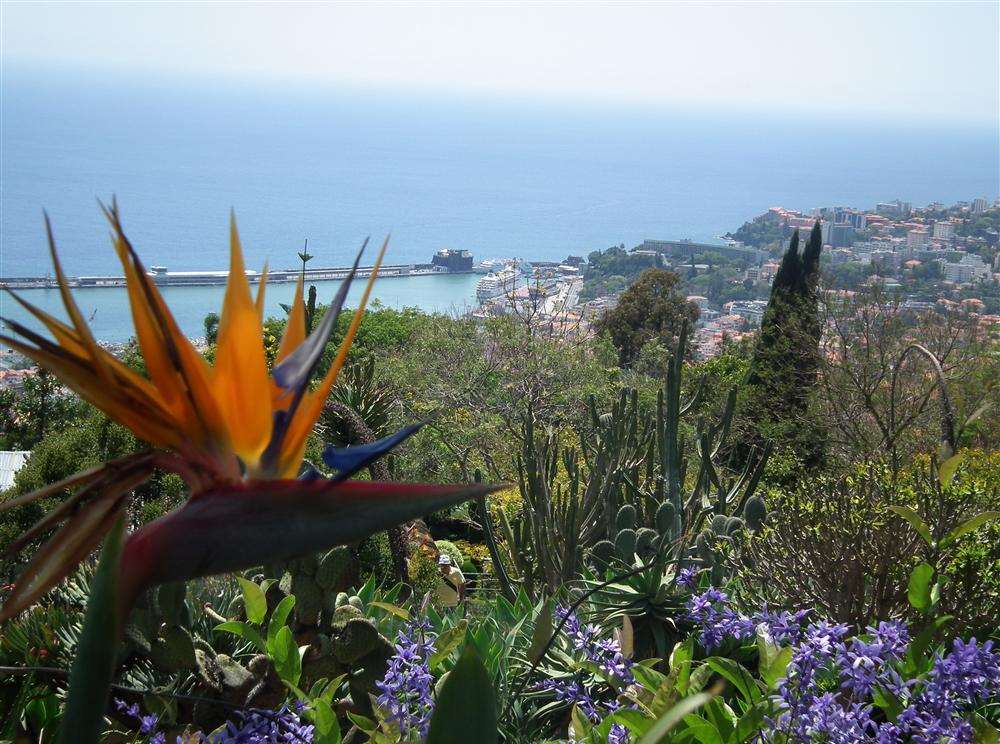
[2,67,998,342]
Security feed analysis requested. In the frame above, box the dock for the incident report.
[0,261,473,290]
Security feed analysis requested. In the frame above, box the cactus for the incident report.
[316,546,352,590]
[743,494,767,532]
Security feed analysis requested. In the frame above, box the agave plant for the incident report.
[0,203,493,740]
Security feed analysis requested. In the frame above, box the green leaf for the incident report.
[728,701,770,744]
[368,601,410,620]
[907,614,953,674]
[237,576,267,624]
[570,705,593,740]
[637,684,721,744]
[938,452,964,487]
[426,643,498,744]
[908,562,934,611]
[670,637,694,695]
[58,519,125,744]
[971,713,1000,744]
[429,619,468,670]
[309,698,341,744]
[347,712,376,733]
[271,626,302,687]
[940,511,1000,550]
[267,594,296,652]
[607,708,652,736]
[889,506,933,546]
[528,599,553,664]
[756,628,791,690]
[214,620,266,652]
[705,658,762,705]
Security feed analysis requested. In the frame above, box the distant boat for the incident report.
[476,264,519,303]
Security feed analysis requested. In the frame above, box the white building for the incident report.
[932,222,955,240]
[906,229,930,250]
[971,197,989,214]
[938,254,990,283]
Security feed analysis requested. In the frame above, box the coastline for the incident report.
[0,272,482,345]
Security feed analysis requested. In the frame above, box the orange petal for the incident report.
[211,214,273,465]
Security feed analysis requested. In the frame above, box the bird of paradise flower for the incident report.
[0,201,494,625]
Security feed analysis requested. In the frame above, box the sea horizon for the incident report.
[2,66,998,341]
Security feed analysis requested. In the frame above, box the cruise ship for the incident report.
[476,264,519,303]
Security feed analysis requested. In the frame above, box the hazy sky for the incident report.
[3,2,998,123]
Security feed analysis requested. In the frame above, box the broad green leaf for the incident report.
[427,643,498,744]
[705,658,762,705]
[728,701,770,744]
[309,699,341,744]
[429,619,468,670]
[940,511,1000,549]
[369,601,410,620]
[607,708,652,736]
[688,663,715,693]
[682,715,725,744]
[268,594,296,652]
[938,452,964,487]
[972,713,1000,744]
[237,577,267,624]
[59,519,125,744]
[271,626,302,687]
[214,620,266,652]
[908,562,934,611]
[904,614,953,678]
[633,663,669,691]
[670,637,694,694]
[347,712,377,733]
[889,506,933,546]
[758,643,792,691]
[638,684,722,744]
[528,599,553,664]
[570,705,593,740]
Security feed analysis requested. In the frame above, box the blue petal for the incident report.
[322,423,423,481]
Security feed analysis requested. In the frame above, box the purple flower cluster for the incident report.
[115,699,165,744]
[535,608,635,743]
[375,619,436,739]
[556,606,635,686]
[676,566,700,590]
[114,700,314,744]
[837,621,909,698]
[684,590,1000,743]
[888,638,1000,744]
[211,704,315,743]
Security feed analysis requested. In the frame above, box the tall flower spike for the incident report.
[0,207,495,623]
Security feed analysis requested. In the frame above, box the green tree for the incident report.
[741,222,824,467]
[595,268,699,367]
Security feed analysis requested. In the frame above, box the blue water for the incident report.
[2,67,998,341]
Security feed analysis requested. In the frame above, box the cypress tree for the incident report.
[741,221,824,467]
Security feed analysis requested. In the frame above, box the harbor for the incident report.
[0,249,477,290]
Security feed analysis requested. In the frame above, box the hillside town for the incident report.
[471,196,1000,359]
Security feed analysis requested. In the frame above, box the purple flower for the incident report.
[676,566,699,589]
[555,607,635,686]
[375,619,436,739]
[684,588,756,650]
[838,621,909,699]
[891,637,1000,744]
[209,705,314,743]
[608,722,630,744]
